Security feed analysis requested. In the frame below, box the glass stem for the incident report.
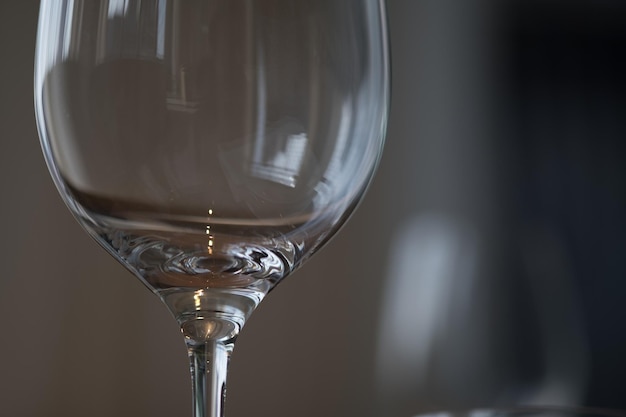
[187,339,232,417]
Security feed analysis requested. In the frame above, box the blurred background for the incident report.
[1,1,625,417]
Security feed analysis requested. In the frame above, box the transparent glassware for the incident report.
[34,1,388,416]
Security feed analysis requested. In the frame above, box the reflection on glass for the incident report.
[251,132,308,188]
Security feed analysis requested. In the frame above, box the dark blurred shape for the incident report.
[503,0,626,409]
[376,0,626,415]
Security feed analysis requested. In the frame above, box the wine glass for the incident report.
[34,1,389,416]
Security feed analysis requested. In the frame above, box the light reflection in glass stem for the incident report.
[206,209,214,254]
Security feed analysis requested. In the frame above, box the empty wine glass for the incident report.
[34,1,389,416]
